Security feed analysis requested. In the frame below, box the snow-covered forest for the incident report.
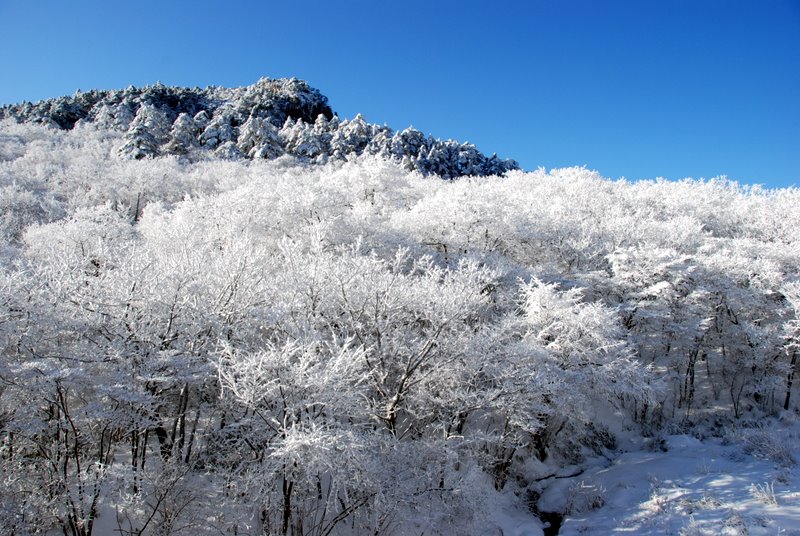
[0,78,517,180]
[1,80,799,535]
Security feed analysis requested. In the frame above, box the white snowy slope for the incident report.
[2,90,800,535]
[540,419,800,535]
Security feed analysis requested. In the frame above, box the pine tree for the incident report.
[280,117,326,161]
[200,105,238,149]
[163,113,200,156]
[329,114,389,160]
[237,115,284,159]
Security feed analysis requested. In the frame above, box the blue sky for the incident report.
[1,0,798,188]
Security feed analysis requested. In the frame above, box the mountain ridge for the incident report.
[0,77,518,179]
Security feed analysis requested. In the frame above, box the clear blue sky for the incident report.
[1,0,798,188]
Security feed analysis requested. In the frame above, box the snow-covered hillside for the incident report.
[0,84,799,535]
[0,78,518,179]
[542,424,800,535]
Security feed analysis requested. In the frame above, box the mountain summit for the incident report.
[0,77,518,179]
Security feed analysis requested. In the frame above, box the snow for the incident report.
[488,504,545,536]
[538,426,800,535]
[3,109,800,534]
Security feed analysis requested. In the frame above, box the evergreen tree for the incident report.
[199,106,238,149]
[162,113,200,156]
[117,123,159,159]
[237,114,284,159]
[280,117,326,161]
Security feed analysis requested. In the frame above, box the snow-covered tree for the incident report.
[117,104,171,159]
[280,117,326,161]
[780,282,800,410]
[162,112,199,156]
[118,123,159,160]
[329,114,384,159]
[199,105,239,149]
[1,107,798,534]
[237,114,284,159]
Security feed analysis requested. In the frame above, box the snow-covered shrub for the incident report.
[679,517,713,536]
[749,482,778,505]
[566,481,607,514]
[740,428,797,467]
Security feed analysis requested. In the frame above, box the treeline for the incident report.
[0,78,518,179]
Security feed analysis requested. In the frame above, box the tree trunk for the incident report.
[282,476,294,535]
[784,348,797,410]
